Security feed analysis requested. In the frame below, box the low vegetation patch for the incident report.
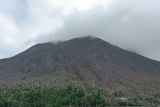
[0,81,159,107]
[0,82,106,107]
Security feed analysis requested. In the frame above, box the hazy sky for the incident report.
[0,0,160,61]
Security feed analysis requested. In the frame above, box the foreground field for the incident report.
[0,80,159,107]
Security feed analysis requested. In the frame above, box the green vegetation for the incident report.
[0,82,106,107]
[0,81,159,107]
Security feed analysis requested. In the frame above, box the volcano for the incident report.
[0,36,160,95]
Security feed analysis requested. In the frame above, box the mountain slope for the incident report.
[0,36,160,94]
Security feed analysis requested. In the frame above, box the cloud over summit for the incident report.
[0,0,160,61]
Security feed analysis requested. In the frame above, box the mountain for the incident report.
[0,36,160,95]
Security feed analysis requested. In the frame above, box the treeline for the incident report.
[0,82,159,107]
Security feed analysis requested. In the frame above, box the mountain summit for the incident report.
[0,36,160,94]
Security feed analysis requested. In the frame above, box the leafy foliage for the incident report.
[0,81,159,107]
[0,83,106,107]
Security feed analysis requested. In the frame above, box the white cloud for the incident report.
[0,0,160,61]
[36,0,160,61]
[0,14,18,38]
[0,0,112,59]
[0,0,65,58]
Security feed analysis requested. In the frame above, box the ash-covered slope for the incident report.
[0,36,160,93]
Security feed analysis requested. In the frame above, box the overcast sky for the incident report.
[0,0,160,61]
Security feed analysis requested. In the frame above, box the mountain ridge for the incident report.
[0,36,160,95]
